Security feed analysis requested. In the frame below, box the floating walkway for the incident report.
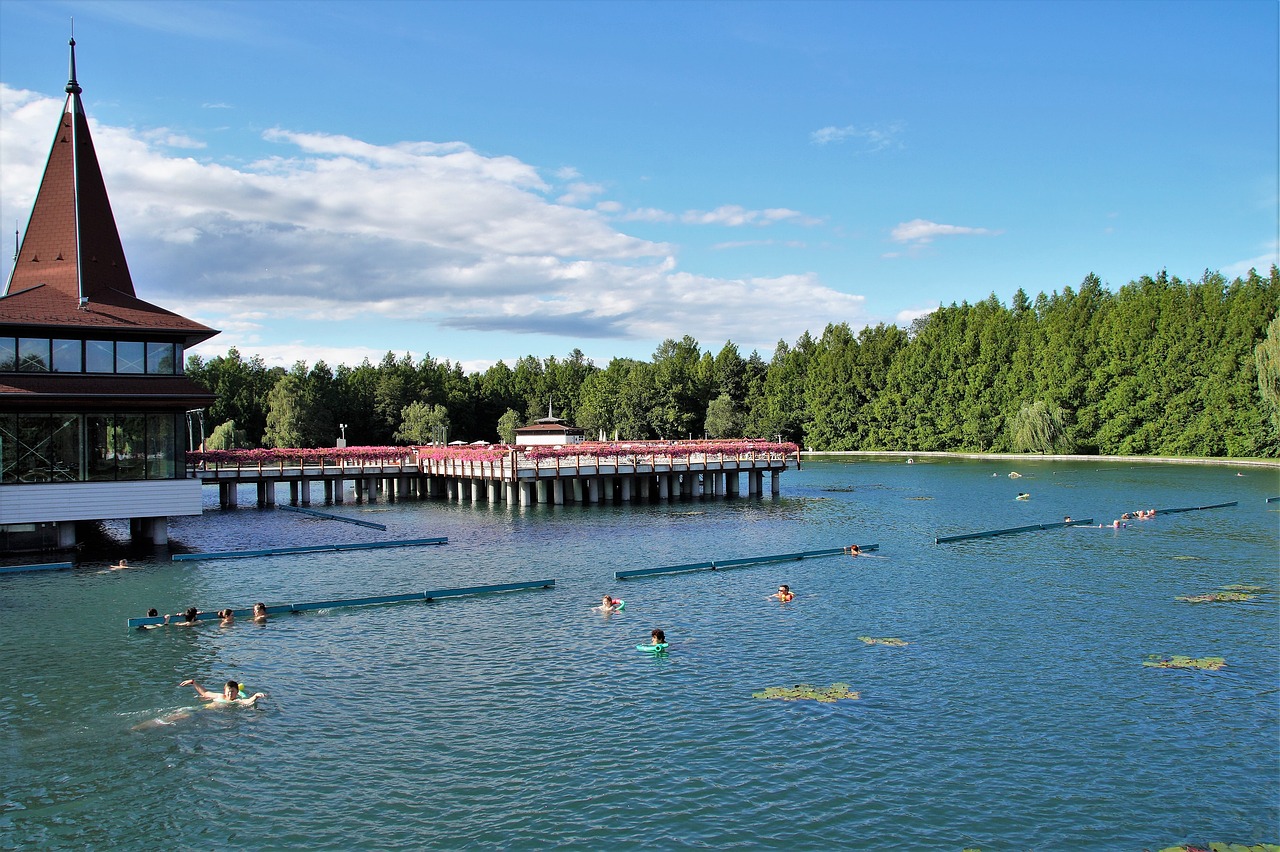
[171,536,447,562]
[614,545,877,580]
[935,519,1094,545]
[1153,501,1237,514]
[126,579,555,628]
[0,561,74,575]
[279,504,387,530]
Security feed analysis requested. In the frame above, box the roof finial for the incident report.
[66,26,82,96]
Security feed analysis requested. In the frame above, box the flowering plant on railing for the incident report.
[411,445,514,464]
[189,446,411,466]
[519,440,799,463]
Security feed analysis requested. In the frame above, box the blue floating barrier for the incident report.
[0,561,74,575]
[614,546,874,580]
[171,537,448,562]
[935,519,1094,544]
[1153,501,1237,515]
[279,504,387,531]
[1268,496,1279,504]
[127,579,555,627]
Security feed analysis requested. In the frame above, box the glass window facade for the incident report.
[0,338,183,375]
[0,412,187,483]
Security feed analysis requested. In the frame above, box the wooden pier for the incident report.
[191,441,799,510]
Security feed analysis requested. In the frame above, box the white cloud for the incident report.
[890,218,998,245]
[810,122,903,152]
[139,127,207,149]
[1221,243,1279,279]
[557,181,605,205]
[1,83,870,358]
[682,205,819,227]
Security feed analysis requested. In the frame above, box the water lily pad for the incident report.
[1219,584,1270,593]
[857,636,909,647]
[1175,592,1257,603]
[752,682,861,702]
[1143,655,1226,671]
[1157,844,1280,852]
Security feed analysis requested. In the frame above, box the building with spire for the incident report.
[0,40,219,552]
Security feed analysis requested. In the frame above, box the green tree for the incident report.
[496,408,521,444]
[1256,314,1280,435]
[263,363,332,448]
[1008,400,1074,453]
[704,392,743,438]
[205,419,247,450]
[395,402,451,445]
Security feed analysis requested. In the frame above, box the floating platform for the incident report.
[935,519,1094,544]
[171,536,447,562]
[279,504,387,530]
[0,561,74,575]
[614,545,876,580]
[126,579,555,628]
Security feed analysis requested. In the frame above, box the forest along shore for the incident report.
[805,451,1280,469]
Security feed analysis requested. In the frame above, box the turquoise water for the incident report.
[1,458,1277,850]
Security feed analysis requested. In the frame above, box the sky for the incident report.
[1,0,1276,373]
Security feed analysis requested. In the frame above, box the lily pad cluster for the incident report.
[1142,656,1226,671]
[752,683,861,702]
[1162,839,1280,844]
[858,636,909,647]
[1175,592,1256,603]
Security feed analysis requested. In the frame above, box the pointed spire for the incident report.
[66,37,81,96]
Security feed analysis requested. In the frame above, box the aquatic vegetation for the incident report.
[1219,584,1270,592]
[858,637,909,647]
[906,496,934,501]
[1175,592,1257,603]
[1162,839,1280,844]
[752,683,861,702]
[1143,656,1226,671]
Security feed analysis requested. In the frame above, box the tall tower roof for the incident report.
[1,39,216,346]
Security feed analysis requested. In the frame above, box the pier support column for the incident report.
[533,480,546,504]
[584,477,597,503]
[604,477,615,502]
[552,479,565,505]
[289,482,299,505]
[771,470,782,495]
[519,481,534,507]
[638,476,650,502]
[257,481,276,508]
[711,472,724,496]
[471,479,481,502]
[365,477,378,503]
[681,474,693,498]
[691,474,703,498]
[505,481,518,504]
[572,480,584,502]
[323,480,334,504]
[219,482,238,509]
[488,481,499,503]
[658,474,669,501]
[726,472,740,497]
[300,480,312,506]
[749,470,763,496]
[620,477,632,502]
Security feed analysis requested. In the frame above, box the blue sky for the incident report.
[2,0,1276,372]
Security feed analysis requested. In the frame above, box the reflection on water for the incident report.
[1,458,1277,849]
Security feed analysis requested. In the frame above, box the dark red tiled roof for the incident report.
[1,45,217,347]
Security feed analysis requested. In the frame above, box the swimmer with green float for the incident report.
[637,628,668,654]
[598,595,625,613]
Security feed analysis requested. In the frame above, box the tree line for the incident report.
[185,267,1280,458]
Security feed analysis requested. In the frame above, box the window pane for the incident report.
[147,342,176,374]
[174,344,185,374]
[18,338,50,372]
[0,414,16,483]
[52,339,83,372]
[16,414,52,482]
[50,414,81,481]
[86,340,113,373]
[0,338,15,371]
[87,415,115,481]
[116,341,145,374]
[146,414,176,478]
[115,415,146,480]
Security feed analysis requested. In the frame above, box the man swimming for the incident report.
[179,678,265,706]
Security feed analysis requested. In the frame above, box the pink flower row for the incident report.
[190,446,409,465]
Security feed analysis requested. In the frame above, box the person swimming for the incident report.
[252,602,268,624]
[770,584,795,602]
[218,608,235,626]
[165,606,201,626]
[649,628,666,646]
[179,678,265,706]
[844,544,861,556]
[598,595,624,613]
[109,559,129,570]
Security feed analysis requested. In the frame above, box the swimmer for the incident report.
[136,608,163,631]
[597,595,624,613]
[1016,493,1030,500]
[166,606,201,626]
[218,608,235,626]
[1009,471,1022,479]
[1063,516,1073,523]
[109,559,129,570]
[769,584,795,602]
[844,544,861,556]
[649,628,666,646]
[178,679,265,707]
[252,602,268,624]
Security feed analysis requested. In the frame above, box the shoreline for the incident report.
[800,450,1280,469]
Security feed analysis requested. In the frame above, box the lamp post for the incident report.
[338,423,348,448]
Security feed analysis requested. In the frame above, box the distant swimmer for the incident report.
[136,608,163,631]
[253,602,268,624]
[109,559,129,570]
[598,595,625,613]
[218,608,235,626]
[179,679,265,707]
[1008,472,1022,479]
[769,584,795,602]
[166,606,201,626]
[844,544,861,556]
[1016,493,1030,500]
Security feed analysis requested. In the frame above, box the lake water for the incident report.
[1,457,1277,850]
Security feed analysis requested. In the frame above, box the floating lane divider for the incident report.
[614,546,876,581]
[171,537,447,562]
[1152,501,1238,515]
[126,579,555,628]
[935,518,1094,545]
[0,561,74,575]
[279,504,387,531]
[1268,496,1279,503]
